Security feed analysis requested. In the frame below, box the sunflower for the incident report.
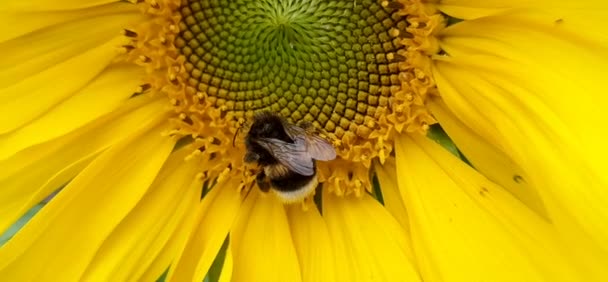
[1,0,607,281]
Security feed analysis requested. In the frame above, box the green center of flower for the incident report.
[175,0,407,139]
[127,0,440,197]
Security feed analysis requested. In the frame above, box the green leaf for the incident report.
[427,124,472,166]
[0,203,44,247]
[427,124,461,158]
[156,269,168,282]
[205,235,229,282]
[371,174,384,205]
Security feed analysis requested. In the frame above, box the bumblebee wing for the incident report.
[282,121,306,140]
[304,134,336,161]
[282,122,336,161]
[256,137,315,176]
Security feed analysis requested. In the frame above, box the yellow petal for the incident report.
[435,5,503,20]
[231,191,302,282]
[0,2,138,42]
[0,123,175,281]
[0,64,144,155]
[136,196,204,282]
[374,159,411,233]
[0,35,129,134]
[436,1,608,21]
[439,10,608,58]
[0,97,169,234]
[286,204,335,282]
[323,189,420,282]
[218,242,234,282]
[0,10,141,82]
[167,180,242,282]
[80,148,200,281]
[434,9,608,259]
[0,0,120,12]
[395,134,599,281]
[226,185,257,262]
[428,100,547,218]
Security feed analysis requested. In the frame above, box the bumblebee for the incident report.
[243,112,336,203]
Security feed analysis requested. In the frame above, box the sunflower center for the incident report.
[128,0,442,197]
[175,0,407,140]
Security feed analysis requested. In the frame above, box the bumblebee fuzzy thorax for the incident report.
[246,113,293,142]
[243,113,293,166]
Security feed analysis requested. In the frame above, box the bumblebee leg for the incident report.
[256,171,271,192]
